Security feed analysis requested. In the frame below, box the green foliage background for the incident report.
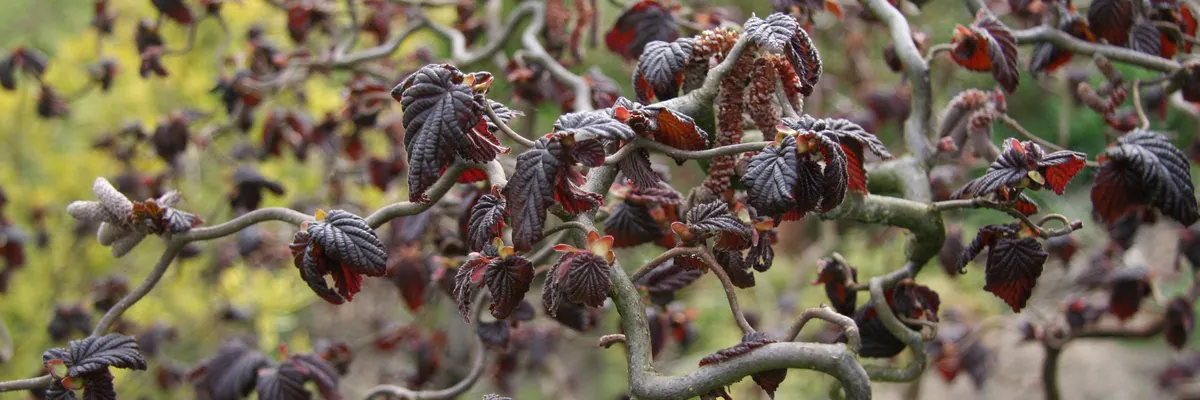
[0,0,1196,399]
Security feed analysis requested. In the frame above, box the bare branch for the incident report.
[424,2,540,65]
[0,375,53,393]
[364,161,483,228]
[605,139,768,165]
[695,249,756,335]
[787,305,861,355]
[598,334,628,348]
[627,246,703,283]
[861,0,935,164]
[486,98,536,148]
[92,241,184,335]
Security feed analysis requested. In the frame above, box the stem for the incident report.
[1133,79,1150,130]
[1042,344,1062,400]
[696,249,756,335]
[486,98,536,148]
[92,241,183,336]
[627,246,702,283]
[787,305,861,355]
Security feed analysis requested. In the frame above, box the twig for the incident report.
[862,0,935,165]
[486,99,536,148]
[1132,79,1151,130]
[162,20,199,56]
[863,275,926,382]
[362,294,490,400]
[333,20,430,67]
[922,43,953,64]
[92,241,184,336]
[0,375,53,393]
[998,114,1068,153]
[542,221,591,238]
[695,249,756,335]
[604,139,768,165]
[335,0,361,58]
[627,246,703,283]
[364,161,478,228]
[598,334,627,348]
[786,305,861,354]
[519,2,592,112]
[424,2,539,66]
[930,197,1083,238]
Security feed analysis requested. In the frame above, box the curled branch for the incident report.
[787,305,861,355]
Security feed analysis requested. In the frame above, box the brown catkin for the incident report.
[747,57,780,138]
[701,51,755,196]
[770,54,804,113]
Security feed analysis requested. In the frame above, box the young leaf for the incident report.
[255,354,339,400]
[954,138,1086,199]
[453,256,491,321]
[714,248,755,288]
[484,255,535,319]
[1096,130,1199,225]
[605,0,679,60]
[1129,20,1162,57]
[505,136,603,251]
[743,13,799,53]
[633,40,693,102]
[151,0,194,25]
[685,201,751,247]
[1029,14,1095,74]
[782,116,893,193]
[553,110,636,142]
[637,258,703,306]
[544,251,612,315]
[467,188,507,252]
[950,11,1020,93]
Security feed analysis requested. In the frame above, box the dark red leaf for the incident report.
[812,256,858,316]
[395,64,486,202]
[466,188,507,252]
[685,201,751,247]
[505,136,603,251]
[742,137,799,219]
[543,251,612,315]
[633,39,692,102]
[955,138,1085,198]
[1093,130,1199,226]
[1088,0,1135,46]
[637,257,703,307]
[604,201,665,248]
[713,249,755,288]
[950,11,1020,93]
[1107,266,1151,321]
[1166,297,1194,350]
[605,0,679,60]
[743,13,799,53]
[553,110,636,142]
[484,255,535,319]
[1129,20,1162,56]
[151,0,194,25]
[453,256,490,321]
[983,235,1047,312]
